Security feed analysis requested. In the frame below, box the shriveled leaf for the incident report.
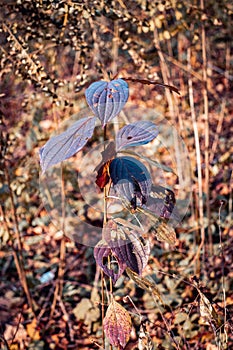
[101,221,149,277]
[40,116,96,173]
[26,318,40,341]
[137,207,177,245]
[104,299,132,349]
[191,278,223,329]
[73,298,100,333]
[146,185,179,221]
[109,229,150,275]
[109,156,152,209]
[138,319,155,350]
[123,77,180,95]
[196,287,222,328]
[116,121,159,151]
[120,150,176,175]
[126,268,163,303]
[85,79,129,126]
[94,239,125,284]
[95,160,112,189]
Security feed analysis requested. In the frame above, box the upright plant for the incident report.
[40,77,179,348]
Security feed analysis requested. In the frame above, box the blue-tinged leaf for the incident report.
[116,121,159,151]
[85,79,129,126]
[40,116,96,173]
[119,149,177,175]
[109,156,151,209]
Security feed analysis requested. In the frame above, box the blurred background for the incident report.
[0,1,232,349]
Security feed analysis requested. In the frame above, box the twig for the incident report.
[59,296,75,342]
[209,100,226,165]
[0,335,10,350]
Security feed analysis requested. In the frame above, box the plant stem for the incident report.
[201,0,212,255]
[187,47,205,274]
[4,161,35,314]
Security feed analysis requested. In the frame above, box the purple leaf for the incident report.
[109,156,152,209]
[116,121,159,151]
[85,79,129,126]
[39,116,96,173]
[104,300,132,349]
[110,231,150,275]
[94,239,125,284]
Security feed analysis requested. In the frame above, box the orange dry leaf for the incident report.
[26,318,40,341]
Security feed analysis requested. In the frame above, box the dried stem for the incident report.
[187,47,205,274]
[50,105,67,319]
[218,201,228,348]
[3,161,35,314]
[0,335,10,350]
[201,0,212,254]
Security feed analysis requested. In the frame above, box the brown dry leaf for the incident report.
[73,298,100,333]
[126,268,163,303]
[103,299,132,349]
[137,207,177,245]
[199,292,222,328]
[26,317,40,340]
[138,320,155,350]
[153,221,177,245]
[4,323,27,347]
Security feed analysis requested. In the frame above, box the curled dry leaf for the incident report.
[94,221,150,283]
[104,299,132,349]
[137,207,177,245]
[93,239,125,284]
[152,221,177,245]
[126,268,163,303]
[138,319,155,350]
[110,230,150,275]
[199,291,222,328]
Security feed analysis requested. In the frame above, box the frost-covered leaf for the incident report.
[93,239,125,284]
[116,121,159,151]
[95,222,150,283]
[104,299,132,349]
[109,156,152,209]
[85,79,129,126]
[40,116,96,173]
